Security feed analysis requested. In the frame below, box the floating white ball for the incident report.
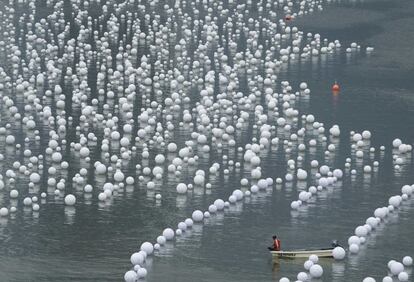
[130,252,145,265]
[124,270,137,282]
[398,272,408,282]
[402,256,413,266]
[390,261,404,275]
[64,194,76,206]
[309,264,323,278]
[332,247,346,260]
[349,243,359,254]
[162,228,174,240]
[192,210,204,222]
[140,242,154,255]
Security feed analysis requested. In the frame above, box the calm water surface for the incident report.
[0,0,414,281]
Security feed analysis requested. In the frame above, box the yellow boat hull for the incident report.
[271,249,334,259]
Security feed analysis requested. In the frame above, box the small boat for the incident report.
[271,248,334,259]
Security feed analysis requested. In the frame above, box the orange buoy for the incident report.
[332,81,340,92]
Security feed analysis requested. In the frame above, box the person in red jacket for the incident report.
[268,235,281,251]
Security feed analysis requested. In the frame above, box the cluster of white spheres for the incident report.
[0,0,388,279]
[389,261,404,275]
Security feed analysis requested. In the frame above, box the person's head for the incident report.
[272,235,277,239]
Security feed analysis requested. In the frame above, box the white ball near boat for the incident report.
[309,264,323,278]
[332,247,346,260]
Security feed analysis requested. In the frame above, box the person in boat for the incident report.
[268,235,281,251]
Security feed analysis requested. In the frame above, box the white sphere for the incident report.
[401,185,412,195]
[178,222,187,231]
[392,138,402,148]
[84,185,93,193]
[297,272,308,281]
[155,154,165,164]
[10,190,19,198]
[355,226,368,237]
[0,208,8,217]
[79,147,90,157]
[291,201,300,210]
[390,261,404,275]
[309,254,319,263]
[176,183,188,194]
[319,177,328,187]
[382,277,392,282]
[156,235,167,245]
[30,173,41,183]
[349,243,359,254]
[333,169,343,178]
[364,165,372,173]
[250,185,259,193]
[140,242,154,255]
[98,193,107,201]
[319,165,330,175]
[332,247,346,260]
[208,204,217,213]
[114,170,125,182]
[192,210,204,222]
[348,235,361,245]
[64,194,76,206]
[374,207,387,219]
[309,264,323,278]
[23,197,32,206]
[388,260,397,269]
[124,270,137,282]
[366,217,378,228]
[257,179,268,189]
[137,267,147,278]
[298,191,311,202]
[232,189,243,200]
[214,199,225,210]
[279,278,290,282]
[304,260,314,270]
[96,163,107,174]
[297,169,308,180]
[362,278,376,282]
[130,252,145,265]
[402,256,413,266]
[162,228,175,240]
[398,272,408,281]
[184,218,193,227]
